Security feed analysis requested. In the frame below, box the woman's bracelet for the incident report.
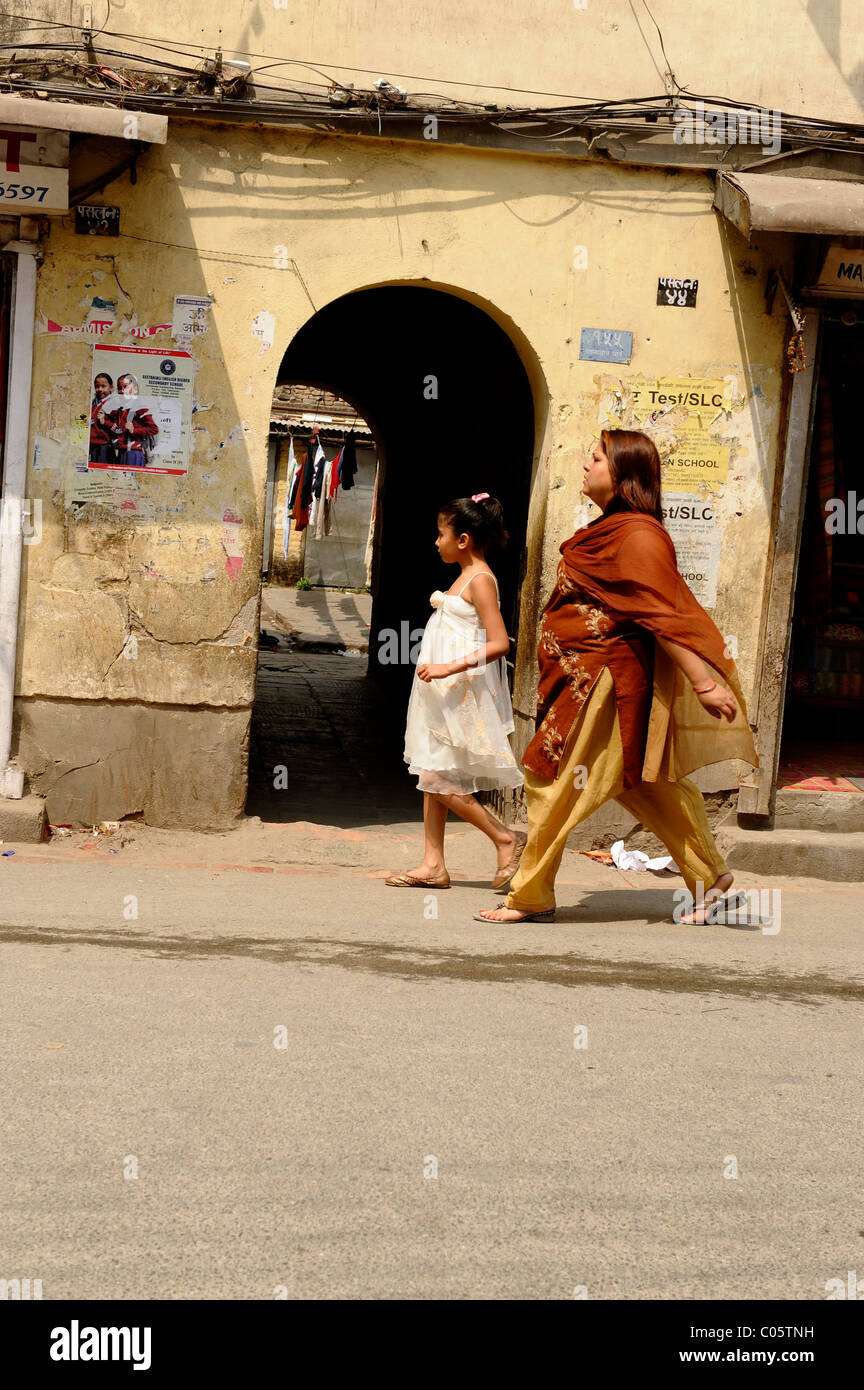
[693,679,717,696]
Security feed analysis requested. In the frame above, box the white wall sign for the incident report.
[172,294,212,341]
[812,244,864,298]
[0,163,68,211]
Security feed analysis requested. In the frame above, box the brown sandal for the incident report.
[491,831,527,891]
[385,872,451,889]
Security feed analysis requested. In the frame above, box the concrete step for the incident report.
[716,824,864,882]
[772,788,864,832]
[0,793,46,844]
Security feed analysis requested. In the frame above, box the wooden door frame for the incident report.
[737,311,822,819]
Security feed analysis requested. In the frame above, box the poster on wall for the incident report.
[597,374,733,609]
[86,344,194,476]
[660,494,721,609]
[630,377,732,492]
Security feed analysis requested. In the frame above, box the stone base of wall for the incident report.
[13,699,250,831]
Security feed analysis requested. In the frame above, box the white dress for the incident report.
[403,572,525,796]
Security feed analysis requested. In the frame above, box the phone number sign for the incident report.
[0,164,68,211]
[0,128,69,212]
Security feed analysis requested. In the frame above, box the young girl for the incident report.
[386,494,526,891]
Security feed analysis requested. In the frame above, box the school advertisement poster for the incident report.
[86,344,194,476]
[630,377,732,493]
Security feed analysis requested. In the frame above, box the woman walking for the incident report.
[386,494,526,890]
[477,430,758,926]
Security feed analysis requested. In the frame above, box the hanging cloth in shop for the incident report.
[341,430,358,490]
[283,436,298,559]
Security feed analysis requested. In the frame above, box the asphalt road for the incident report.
[1,855,862,1300]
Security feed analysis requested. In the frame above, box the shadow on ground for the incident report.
[1,922,858,1005]
[246,649,419,826]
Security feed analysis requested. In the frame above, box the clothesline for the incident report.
[284,429,360,542]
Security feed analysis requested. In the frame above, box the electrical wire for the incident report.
[89,0,112,42]
[0,15,857,140]
[99,229,317,309]
[8,73,861,155]
[637,0,681,93]
[0,12,611,103]
[0,18,862,155]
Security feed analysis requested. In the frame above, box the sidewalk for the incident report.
[261,585,372,652]
[3,811,863,928]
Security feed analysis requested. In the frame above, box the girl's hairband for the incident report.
[472,492,490,503]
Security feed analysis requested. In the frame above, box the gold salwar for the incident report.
[507,668,729,912]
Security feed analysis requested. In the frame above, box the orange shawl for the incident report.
[523,511,758,786]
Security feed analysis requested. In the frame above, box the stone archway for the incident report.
[247,283,546,823]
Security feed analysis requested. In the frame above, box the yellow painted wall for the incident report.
[16,117,794,821]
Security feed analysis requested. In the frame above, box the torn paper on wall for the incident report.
[221,508,244,577]
[660,493,722,609]
[172,294,212,342]
[251,310,275,356]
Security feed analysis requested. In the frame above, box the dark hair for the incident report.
[438,495,509,552]
[94,373,113,386]
[118,373,139,392]
[600,429,664,523]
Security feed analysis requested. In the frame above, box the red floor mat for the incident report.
[777,742,864,792]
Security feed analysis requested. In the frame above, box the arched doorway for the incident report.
[246,284,543,825]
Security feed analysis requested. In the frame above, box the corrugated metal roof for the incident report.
[269,384,374,436]
[269,417,374,437]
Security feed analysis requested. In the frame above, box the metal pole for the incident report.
[0,240,38,798]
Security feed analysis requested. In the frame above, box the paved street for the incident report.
[1,823,862,1300]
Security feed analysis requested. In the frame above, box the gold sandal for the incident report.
[491,831,527,891]
[385,872,451,888]
[474,902,556,923]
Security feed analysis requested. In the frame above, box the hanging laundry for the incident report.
[299,434,316,512]
[341,430,358,490]
[283,435,298,559]
[288,441,302,507]
[308,435,327,531]
[329,445,344,499]
[364,460,379,587]
[292,443,311,531]
[315,454,334,539]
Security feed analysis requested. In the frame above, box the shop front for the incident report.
[714,172,864,822]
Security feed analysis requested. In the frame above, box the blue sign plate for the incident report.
[579,328,633,364]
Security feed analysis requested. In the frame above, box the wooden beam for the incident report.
[737,312,821,818]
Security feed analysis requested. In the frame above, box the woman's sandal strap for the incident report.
[385,872,451,888]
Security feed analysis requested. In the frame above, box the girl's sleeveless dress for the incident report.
[403,572,524,796]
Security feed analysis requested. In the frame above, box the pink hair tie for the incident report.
[472,492,490,503]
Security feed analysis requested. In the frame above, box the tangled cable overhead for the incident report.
[0,14,862,159]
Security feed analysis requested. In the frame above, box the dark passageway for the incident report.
[246,284,538,825]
